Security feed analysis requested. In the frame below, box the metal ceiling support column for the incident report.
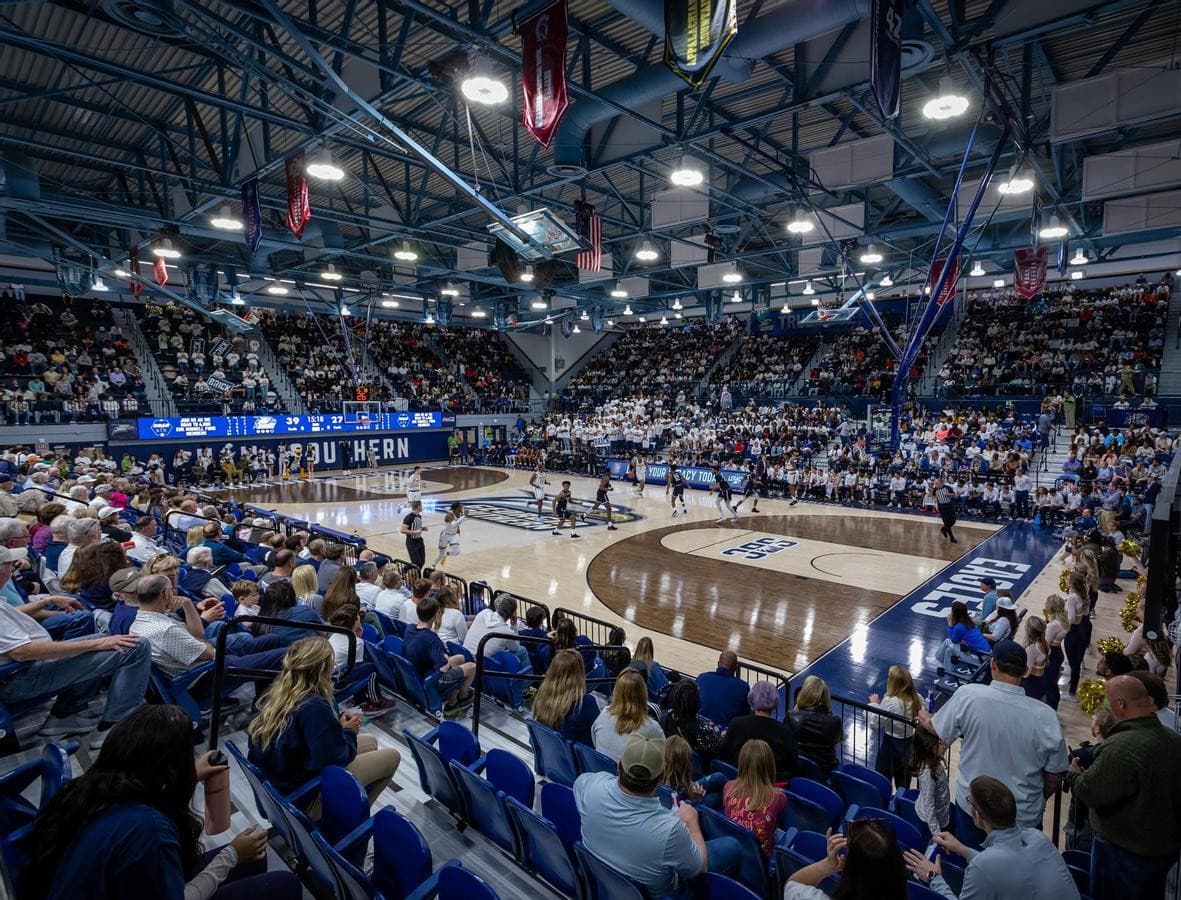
[256,0,543,255]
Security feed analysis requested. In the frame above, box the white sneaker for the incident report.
[716,517,726,523]
[671,510,678,517]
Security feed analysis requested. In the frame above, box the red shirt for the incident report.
[722,782,787,856]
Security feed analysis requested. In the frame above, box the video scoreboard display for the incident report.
[137,412,444,440]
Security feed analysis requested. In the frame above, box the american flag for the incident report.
[575,202,601,273]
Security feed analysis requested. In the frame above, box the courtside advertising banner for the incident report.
[1014,246,1048,299]
[520,0,570,148]
[663,0,738,88]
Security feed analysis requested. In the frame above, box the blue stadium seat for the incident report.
[892,792,931,847]
[695,871,762,900]
[710,759,738,781]
[364,639,403,695]
[697,805,767,895]
[844,805,923,852]
[575,842,647,900]
[403,727,471,821]
[773,829,840,896]
[147,661,218,726]
[391,652,444,717]
[373,610,401,638]
[784,777,844,832]
[504,796,585,899]
[482,650,531,710]
[450,760,519,855]
[319,765,370,866]
[361,623,380,643]
[839,763,893,808]
[0,742,76,873]
[225,742,320,857]
[484,748,536,809]
[540,782,582,848]
[371,807,435,900]
[527,720,579,787]
[831,770,886,811]
[794,755,823,782]
[384,634,405,656]
[407,860,501,900]
[573,742,617,776]
[435,720,482,767]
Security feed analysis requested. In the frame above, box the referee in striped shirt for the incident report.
[934,478,958,544]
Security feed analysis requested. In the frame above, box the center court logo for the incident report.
[459,494,643,531]
[150,419,172,438]
[721,537,797,560]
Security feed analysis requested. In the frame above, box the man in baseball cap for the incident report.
[574,732,740,895]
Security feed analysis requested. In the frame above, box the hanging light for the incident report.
[580,309,589,320]
[1039,215,1068,240]
[320,263,343,281]
[306,147,345,181]
[339,303,351,316]
[472,308,488,318]
[880,274,893,287]
[811,297,820,306]
[802,280,815,295]
[530,298,547,310]
[623,304,633,315]
[638,316,647,323]
[1070,248,1087,266]
[675,312,682,319]
[672,298,683,310]
[381,299,400,308]
[635,239,659,262]
[1071,270,1084,280]
[393,241,419,262]
[113,267,130,278]
[996,166,1034,195]
[659,315,668,326]
[425,311,435,324]
[573,324,581,333]
[670,154,705,187]
[866,291,876,300]
[152,238,181,259]
[993,278,1006,288]
[266,284,289,295]
[730,290,742,303]
[210,205,243,230]
[520,265,535,283]
[859,244,883,265]
[606,318,615,326]
[969,261,985,277]
[90,277,109,293]
[922,76,970,120]
[440,282,460,297]
[610,283,628,298]
[787,208,814,234]
[722,263,743,284]
[461,55,509,105]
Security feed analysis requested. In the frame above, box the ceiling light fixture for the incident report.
[572,324,581,333]
[674,312,682,319]
[393,241,418,262]
[339,303,351,316]
[472,308,487,318]
[859,244,883,265]
[672,298,683,310]
[922,76,970,120]
[1038,214,1069,240]
[520,265,535,283]
[866,291,876,300]
[1071,249,1087,266]
[306,148,345,181]
[635,239,659,262]
[722,263,743,284]
[996,166,1034,195]
[425,311,435,324]
[610,283,628,298]
[811,297,820,306]
[381,299,400,308]
[1071,270,1084,280]
[638,316,647,323]
[623,304,633,315]
[461,55,509,105]
[152,238,181,259]
[802,280,815,295]
[969,261,985,277]
[530,299,547,310]
[659,315,668,326]
[580,310,589,320]
[210,205,243,230]
[993,278,1006,288]
[113,267,130,278]
[787,208,815,234]
[91,277,109,293]
[320,263,343,282]
[880,274,893,287]
[266,284,289,295]
[670,154,705,187]
[440,282,460,297]
[730,290,742,303]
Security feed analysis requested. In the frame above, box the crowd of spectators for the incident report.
[937,280,1168,401]
[803,317,932,400]
[708,330,821,399]
[429,326,531,412]
[0,291,147,424]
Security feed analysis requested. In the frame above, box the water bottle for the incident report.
[203,750,231,835]
[926,689,937,713]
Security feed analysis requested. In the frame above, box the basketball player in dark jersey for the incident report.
[552,481,579,538]
[668,463,688,517]
[710,465,738,523]
[589,473,619,531]
[734,458,765,514]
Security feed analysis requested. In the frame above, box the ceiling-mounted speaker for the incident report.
[102,0,185,38]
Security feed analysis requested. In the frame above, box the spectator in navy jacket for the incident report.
[697,650,750,726]
[248,637,399,810]
[531,647,600,744]
[25,704,301,900]
[199,522,248,565]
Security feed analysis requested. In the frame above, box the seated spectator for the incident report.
[325,604,392,713]
[288,562,320,611]
[662,734,725,807]
[464,594,528,668]
[0,546,150,750]
[56,516,100,578]
[660,681,722,759]
[929,600,992,672]
[631,635,671,700]
[787,819,908,899]
[373,569,408,619]
[199,522,252,567]
[127,515,165,564]
[402,594,475,710]
[315,543,347,593]
[181,546,232,601]
[397,578,430,627]
[39,514,70,574]
[321,565,361,624]
[531,647,601,744]
[548,615,594,674]
[905,776,1080,899]
[601,625,632,677]
[257,580,324,646]
[229,580,260,620]
[353,561,382,610]
[592,668,665,761]
[722,739,786,857]
[790,676,843,777]
[696,650,750,726]
[517,604,550,673]
[432,585,467,645]
[248,637,400,811]
[718,681,798,784]
[96,506,131,543]
[60,540,129,615]
[576,733,742,895]
[26,704,301,900]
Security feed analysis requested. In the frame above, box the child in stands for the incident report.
[722,738,787,857]
[911,726,949,839]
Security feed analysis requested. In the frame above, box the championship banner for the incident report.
[560,317,573,338]
[53,248,94,298]
[242,177,263,254]
[870,0,904,119]
[590,304,605,334]
[128,247,143,298]
[285,151,311,240]
[1014,246,1048,299]
[926,256,960,307]
[436,297,453,327]
[663,0,738,89]
[494,298,518,330]
[519,0,570,148]
[153,254,169,287]
[186,263,219,307]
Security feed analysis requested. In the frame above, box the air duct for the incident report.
[0,154,41,201]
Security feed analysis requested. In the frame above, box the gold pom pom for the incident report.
[1120,593,1142,633]
[1096,637,1126,656]
[1137,573,1147,590]
[1058,570,1071,593]
[1078,678,1108,715]
[1118,539,1142,559]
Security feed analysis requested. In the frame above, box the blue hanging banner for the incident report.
[1057,239,1068,276]
[241,178,263,255]
[53,248,94,297]
[436,297,453,326]
[703,289,723,323]
[560,317,574,338]
[494,298,518,330]
[590,304,604,334]
[186,263,219,308]
[870,0,904,119]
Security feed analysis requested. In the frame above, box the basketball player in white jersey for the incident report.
[405,465,422,508]
[634,455,646,497]
[434,502,465,568]
[529,465,547,520]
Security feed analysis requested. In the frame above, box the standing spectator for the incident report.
[918,641,1068,844]
[868,665,921,789]
[696,650,750,726]
[791,676,843,777]
[911,727,950,837]
[717,681,798,784]
[1066,673,1181,900]
[904,776,1080,899]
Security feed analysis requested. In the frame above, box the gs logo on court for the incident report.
[722,537,797,561]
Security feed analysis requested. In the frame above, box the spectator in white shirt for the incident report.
[353,561,382,611]
[127,516,165,565]
[57,518,100,579]
[373,569,409,618]
[463,594,528,668]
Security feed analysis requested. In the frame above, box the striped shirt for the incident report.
[934,486,954,505]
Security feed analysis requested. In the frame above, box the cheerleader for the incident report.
[434,503,465,568]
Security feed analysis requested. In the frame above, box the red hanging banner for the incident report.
[285,150,311,240]
[1014,246,1048,299]
[927,256,960,307]
[153,253,168,287]
[520,0,570,148]
[128,247,143,298]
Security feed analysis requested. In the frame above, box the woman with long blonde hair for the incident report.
[592,668,663,761]
[722,739,786,856]
[1043,594,1070,708]
[1021,616,1051,704]
[631,635,671,699]
[248,637,399,810]
[290,563,322,613]
[868,665,920,789]
[531,648,600,744]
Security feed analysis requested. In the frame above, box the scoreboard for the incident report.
[137,411,444,440]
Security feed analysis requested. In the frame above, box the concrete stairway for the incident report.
[111,306,174,417]
[698,328,747,398]
[789,337,830,395]
[253,329,308,415]
[1151,288,1181,423]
